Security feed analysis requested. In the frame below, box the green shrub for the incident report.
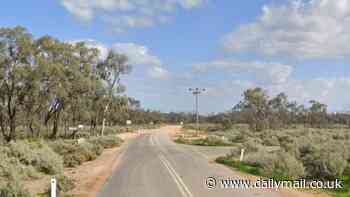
[276,134,295,150]
[88,135,123,149]
[63,154,84,167]
[56,174,75,192]
[8,140,63,175]
[296,139,348,180]
[224,130,247,144]
[48,140,81,167]
[0,148,21,180]
[49,139,106,167]
[0,181,31,197]
[262,135,280,146]
[245,150,304,180]
[274,152,305,180]
[174,137,187,144]
[191,135,233,146]
[184,123,224,132]
[0,147,41,181]
[101,127,118,135]
[344,165,350,176]
[35,143,63,175]
[243,138,263,152]
[76,142,103,161]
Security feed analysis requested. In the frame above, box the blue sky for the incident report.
[2,0,350,113]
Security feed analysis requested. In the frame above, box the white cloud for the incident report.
[61,0,207,31]
[78,39,110,60]
[224,0,350,60]
[147,66,170,80]
[111,43,170,80]
[180,0,207,9]
[111,43,162,67]
[112,43,170,80]
[74,40,170,80]
[193,59,293,84]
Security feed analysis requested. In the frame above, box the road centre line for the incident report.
[159,154,194,197]
[149,135,155,146]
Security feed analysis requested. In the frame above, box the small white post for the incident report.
[51,178,57,197]
[240,149,245,162]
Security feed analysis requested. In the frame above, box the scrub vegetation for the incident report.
[178,88,350,196]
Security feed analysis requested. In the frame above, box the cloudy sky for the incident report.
[2,0,350,113]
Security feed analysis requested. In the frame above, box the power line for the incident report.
[189,88,205,135]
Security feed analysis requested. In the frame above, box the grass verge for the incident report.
[215,156,261,176]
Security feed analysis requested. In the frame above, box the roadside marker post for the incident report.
[240,149,245,162]
[51,178,57,197]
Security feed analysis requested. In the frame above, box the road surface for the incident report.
[97,127,295,197]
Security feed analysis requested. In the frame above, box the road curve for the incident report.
[97,127,284,197]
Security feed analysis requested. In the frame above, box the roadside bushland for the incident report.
[180,123,350,195]
[177,123,248,146]
[49,135,123,167]
[0,135,123,196]
[0,140,64,196]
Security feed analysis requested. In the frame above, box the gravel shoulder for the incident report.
[65,132,140,197]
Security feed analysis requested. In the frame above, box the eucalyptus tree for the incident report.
[34,37,99,138]
[308,100,328,128]
[35,36,76,138]
[268,93,290,129]
[0,26,39,141]
[235,88,271,131]
[65,42,99,136]
[97,51,132,135]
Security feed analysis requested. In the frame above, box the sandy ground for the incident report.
[65,132,140,197]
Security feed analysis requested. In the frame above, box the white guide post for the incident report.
[51,178,57,197]
[240,149,245,162]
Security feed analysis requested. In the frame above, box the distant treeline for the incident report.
[204,88,350,131]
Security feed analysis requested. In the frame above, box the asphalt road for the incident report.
[97,127,283,197]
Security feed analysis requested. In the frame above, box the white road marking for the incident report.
[159,156,188,197]
[153,134,160,146]
[159,154,194,197]
[149,135,155,146]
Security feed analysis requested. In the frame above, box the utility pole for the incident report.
[189,88,205,135]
